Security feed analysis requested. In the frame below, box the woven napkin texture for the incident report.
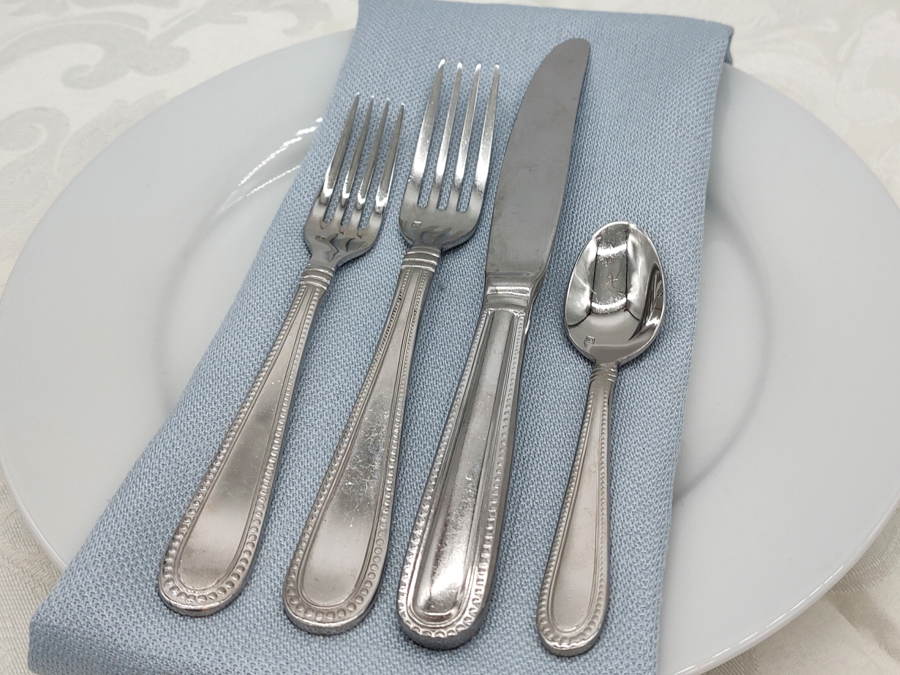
[29,1,732,672]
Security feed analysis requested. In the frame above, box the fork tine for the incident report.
[375,104,404,216]
[354,100,390,212]
[340,96,374,209]
[450,63,481,210]
[431,63,462,207]
[320,93,359,205]
[407,60,444,204]
[472,65,500,204]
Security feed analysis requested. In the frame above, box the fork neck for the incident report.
[300,262,335,290]
[401,245,441,273]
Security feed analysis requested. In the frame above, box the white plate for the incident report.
[2,30,900,675]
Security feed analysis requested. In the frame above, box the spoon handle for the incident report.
[283,246,439,633]
[397,290,531,649]
[158,263,333,616]
[537,361,617,656]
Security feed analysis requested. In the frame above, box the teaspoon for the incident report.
[536,221,665,656]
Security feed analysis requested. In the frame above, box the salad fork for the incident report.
[158,95,403,617]
[282,61,500,634]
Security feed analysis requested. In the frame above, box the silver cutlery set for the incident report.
[159,38,666,657]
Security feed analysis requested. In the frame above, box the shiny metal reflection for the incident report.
[536,221,665,656]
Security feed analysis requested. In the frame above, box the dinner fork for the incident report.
[158,95,403,617]
[282,61,500,634]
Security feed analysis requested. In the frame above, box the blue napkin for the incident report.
[29,1,732,672]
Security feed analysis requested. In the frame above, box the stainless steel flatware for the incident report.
[283,61,500,635]
[396,38,591,649]
[536,221,665,656]
[158,95,403,617]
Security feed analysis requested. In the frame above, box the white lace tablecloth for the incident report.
[2,1,899,673]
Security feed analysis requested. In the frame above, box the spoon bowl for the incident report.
[565,221,665,365]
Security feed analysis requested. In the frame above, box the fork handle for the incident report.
[159,263,333,616]
[397,289,531,648]
[283,245,440,633]
[536,361,616,655]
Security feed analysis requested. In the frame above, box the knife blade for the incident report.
[487,38,590,285]
[396,38,590,650]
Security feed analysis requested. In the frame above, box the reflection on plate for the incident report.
[1,30,900,675]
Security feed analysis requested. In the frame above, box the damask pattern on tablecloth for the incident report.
[1,1,899,674]
[0,478,59,675]
[0,0,357,296]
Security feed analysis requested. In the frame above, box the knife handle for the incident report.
[158,263,332,616]
[536,361,616,655]
[283,246,439,634]
[397,289,531,648]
